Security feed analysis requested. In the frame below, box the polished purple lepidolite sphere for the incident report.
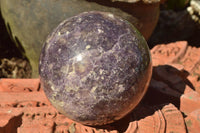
[39,11,152,126]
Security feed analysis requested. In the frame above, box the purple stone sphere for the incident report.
[39,11,152,126]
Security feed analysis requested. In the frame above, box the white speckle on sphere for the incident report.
[77,18,82,22]
[76,54,83,61]
[48,64,53,70]
[97,28,103,33]
[86,45,91,50]
[58,48,61,53]
[108,13,114,18]
[118,85,125,93]
[66,31,70,35]
[99,69,104,75]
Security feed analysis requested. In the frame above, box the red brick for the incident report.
[0,41,200,132]
[0,79,40,92]
[180,91,200,115]
[185,109,200,133]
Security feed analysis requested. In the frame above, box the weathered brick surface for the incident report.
[126,104,186,133]
[0,79,40,92]
[180,92,200,115]
[0,41,200,133]
[185,109,200,133]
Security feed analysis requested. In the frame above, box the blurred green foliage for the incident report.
[166,0,190,10]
